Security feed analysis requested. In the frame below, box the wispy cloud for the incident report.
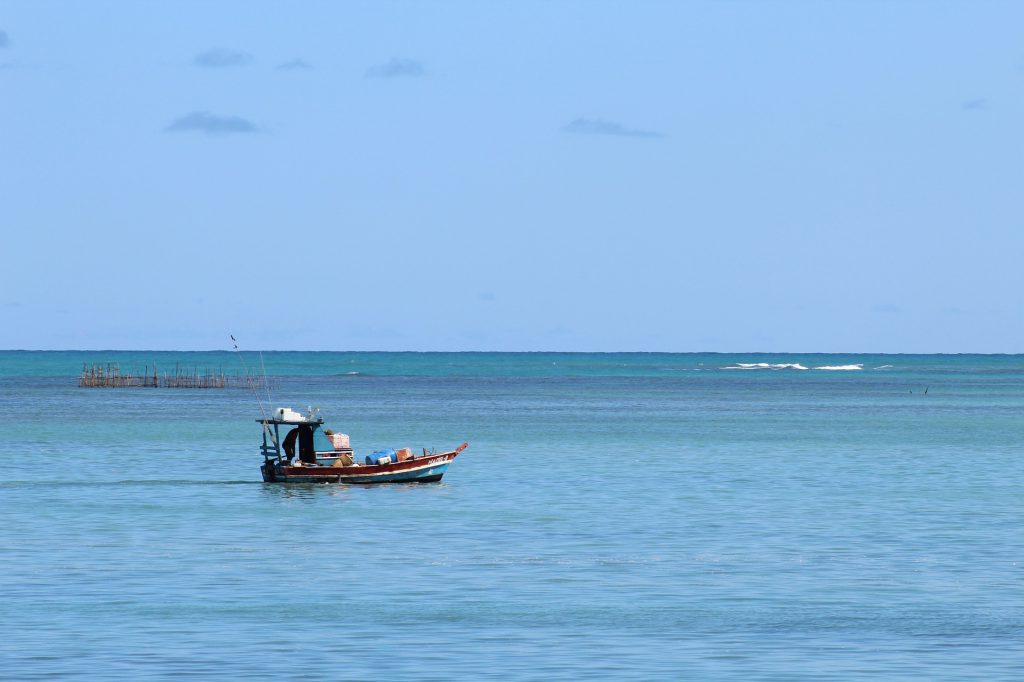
[962,98,986,111]
[0,30,10,48]
[277,58,312,71]
[164,111,259,136]
[194,48,252,68]
[562,118,664,139]
[366,57,425,78]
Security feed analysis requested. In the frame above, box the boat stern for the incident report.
[260,461,278,482]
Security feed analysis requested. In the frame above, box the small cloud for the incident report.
[164,111,259,136]
[277,58,312,71]
[562,118,664,138]
[194,48,252,68]
[366,57,425,78]
[871,303,902,314]
[962,98,986,111]
[0,30,10,48]
[479,292,496,302]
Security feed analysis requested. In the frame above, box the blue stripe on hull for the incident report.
[266,462,451,484]
[338,462,450,484]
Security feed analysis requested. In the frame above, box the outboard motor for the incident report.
[262,461,277,482]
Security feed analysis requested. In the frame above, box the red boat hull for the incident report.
[262,444,467,484]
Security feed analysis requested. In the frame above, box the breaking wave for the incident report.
[722,363,809,370]
[721,363,864,371]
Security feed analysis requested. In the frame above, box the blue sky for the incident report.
[1,1,1022,352]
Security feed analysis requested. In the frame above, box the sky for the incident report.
[1,0,1022,352]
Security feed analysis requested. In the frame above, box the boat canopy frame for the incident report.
[257,417,325,463]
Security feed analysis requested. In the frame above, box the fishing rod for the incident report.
[258,350,273,409]
[231,334,277,446]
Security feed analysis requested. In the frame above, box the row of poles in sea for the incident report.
[78,362,255,389]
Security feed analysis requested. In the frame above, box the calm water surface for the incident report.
[1,352,1022,679]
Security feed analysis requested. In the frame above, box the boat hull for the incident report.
[262,449,462,484]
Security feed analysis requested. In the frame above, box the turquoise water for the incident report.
[1,352,1023,679]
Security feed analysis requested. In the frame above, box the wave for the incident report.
[722,363,808,370]
[874,365,893,370]
[721,362,864,371]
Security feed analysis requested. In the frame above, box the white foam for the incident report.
[812,364,863,371]
[874,365,893,370]
[722,363,808,370]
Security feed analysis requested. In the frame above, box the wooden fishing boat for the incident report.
[258,407,467,484]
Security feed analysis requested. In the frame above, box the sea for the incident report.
[1,351,1022,680]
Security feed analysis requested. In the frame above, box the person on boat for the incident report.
[282,427,299,461]
[282,425,317,465]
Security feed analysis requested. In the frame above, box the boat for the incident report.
[258,407,468,484]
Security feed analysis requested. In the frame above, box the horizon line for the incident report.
[1,349,1022,356]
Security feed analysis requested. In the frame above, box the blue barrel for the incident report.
[365,449,396,465]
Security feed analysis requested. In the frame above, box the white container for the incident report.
[275,407,304,422]
[329,433,351,450]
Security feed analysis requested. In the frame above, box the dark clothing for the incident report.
[297,425,316,464]
[282,428,299,460]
